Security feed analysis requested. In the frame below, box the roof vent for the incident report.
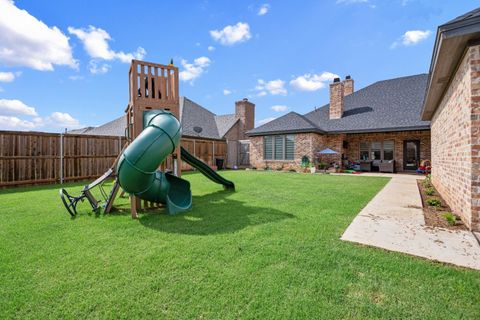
[193,126,203,134]
[333,77,341,83]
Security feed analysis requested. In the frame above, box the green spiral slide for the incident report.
[116,109,234,215]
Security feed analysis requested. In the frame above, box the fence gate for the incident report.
[239,140,250,166]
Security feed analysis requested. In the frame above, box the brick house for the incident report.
[247,74,431,173]
[421,8,480,231]
[71,96,255,168]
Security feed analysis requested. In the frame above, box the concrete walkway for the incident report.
[341,174,480,270]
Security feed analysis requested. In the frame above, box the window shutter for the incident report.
[264,136,273,160]
[274,136,284,160]
[285,135,294,160]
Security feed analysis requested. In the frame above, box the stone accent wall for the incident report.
[431,44,480,231]
[345,131,431,172]
[235,99,255,140]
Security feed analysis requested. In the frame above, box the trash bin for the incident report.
[215,158,224,170]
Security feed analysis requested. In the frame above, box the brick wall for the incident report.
[431,44,480,231]
[250,133,315,170]
[250,130,430,172]
[345,131,431,172]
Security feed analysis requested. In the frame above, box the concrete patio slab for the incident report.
[341,174,480,270]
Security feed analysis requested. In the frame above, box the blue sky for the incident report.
[0,0,477,132]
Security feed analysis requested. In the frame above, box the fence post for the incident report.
[59,132,64,184]
[212,141,215,166]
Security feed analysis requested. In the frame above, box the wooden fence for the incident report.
[0,131,227,188]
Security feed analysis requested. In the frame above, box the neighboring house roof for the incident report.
[248,74,430,136]
[70,96,239,140]
[422,7,480,120]
[68,126,95,134]
[215,114,239,137]
[180,97,221,139]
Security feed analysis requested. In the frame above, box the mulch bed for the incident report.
[417,179,467,230]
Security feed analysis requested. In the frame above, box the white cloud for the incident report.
[68,75,84,81]
[391,30,431,48]
[88,60,111,74]
[258,4,270,16]
[255,79,287,96]
[0,99,37,116]
[257,117,277,126]
[0,0,77,71]
[68,25,146,63]
[0,72,15,82]
[208,46,216,51]
[0,115,36,130]
[271,105,288,112]
[290,72,338,91]
[46,112,81,128]
[179,56,211,82]
[223,89,232,95]
[210,22,251,46]
[33,111,81,130]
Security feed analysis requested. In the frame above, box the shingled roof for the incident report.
[248,73,430,136]
[72,96,239,140]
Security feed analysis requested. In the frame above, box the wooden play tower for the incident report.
[124,59,180,217]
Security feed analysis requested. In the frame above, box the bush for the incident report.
[427,198,441,207]
[251,167,257,170]
[443,212,456,226]
[289,169,297,172]
[301,156,310,168]
[425,187,435,196]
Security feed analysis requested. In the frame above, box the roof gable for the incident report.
[248,112,320,135]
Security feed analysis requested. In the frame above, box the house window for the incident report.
[383,140,394,160]
[263,135,295,160]
[360,142,369,160]
[264,136,273,160]
[285,135,294,160]
[359,140,395,161]
[371,141,381,160]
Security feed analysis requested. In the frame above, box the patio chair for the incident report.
[379,160,395,173]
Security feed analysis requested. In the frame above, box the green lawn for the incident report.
[1,171,479,319]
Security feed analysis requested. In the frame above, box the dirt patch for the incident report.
[417,179,467,230]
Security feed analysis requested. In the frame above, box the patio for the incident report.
[341,173,480,270]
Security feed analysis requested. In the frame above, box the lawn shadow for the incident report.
[139,190,294,235]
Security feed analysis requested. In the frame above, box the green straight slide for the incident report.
[116,109,233,215]
[180,147,235,190]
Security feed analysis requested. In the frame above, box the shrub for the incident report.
[443,212,456,226]
[425,187,435,196]
[251,167,257,170]
[427,198,441,207]
[289,169,296,172]
[301,156,310,168]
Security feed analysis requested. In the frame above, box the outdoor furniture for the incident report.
[360,161,372,172]
[379,160,395,173]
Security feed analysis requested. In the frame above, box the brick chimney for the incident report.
[329,77,344,119]
[235,98,255,139]
[344,75,354,96]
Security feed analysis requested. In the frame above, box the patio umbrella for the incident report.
[317,148,338,155]
[316,148,339,172]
